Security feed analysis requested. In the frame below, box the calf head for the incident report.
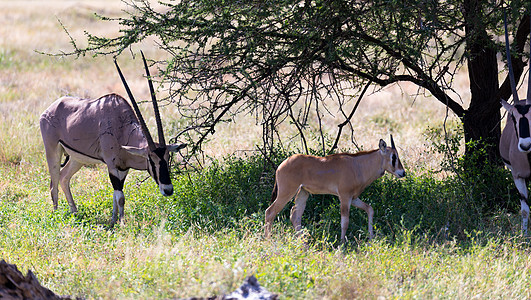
[379,135,406,178]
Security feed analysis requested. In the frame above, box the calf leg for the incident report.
[351,198,374,239]
[339,197,351,243]
[59,158,83,213]
[514,177,529,235]
[265,183,300,237]
[290,189,309,232]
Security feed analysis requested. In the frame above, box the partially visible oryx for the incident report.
[264,136,405,242]
[500,11,531,235]
[39,52,185,224]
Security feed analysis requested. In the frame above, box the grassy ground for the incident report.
[1,0,531,299]
[2,161,531,299]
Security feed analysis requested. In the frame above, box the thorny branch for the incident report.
[54,0,530,166]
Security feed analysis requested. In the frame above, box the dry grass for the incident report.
[0,0,469,169]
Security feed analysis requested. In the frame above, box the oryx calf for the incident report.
[500,11,531,235]
[264,136,405,242]
[39,52,185,224]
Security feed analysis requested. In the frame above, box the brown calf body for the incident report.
[265,137,405,242]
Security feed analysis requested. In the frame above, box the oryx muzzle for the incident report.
[40,52,186,224]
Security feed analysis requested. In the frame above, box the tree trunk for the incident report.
[463,0,502,166]
[463,45,501,166]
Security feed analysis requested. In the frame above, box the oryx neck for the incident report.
[343,149,385,180]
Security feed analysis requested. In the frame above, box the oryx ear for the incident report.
[379,139,387,152]
[167,143,187,152]
[123,145,148,158]
[501,99,513,111]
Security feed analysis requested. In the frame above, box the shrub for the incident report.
[155,143,519,246]
[164,152,284,235]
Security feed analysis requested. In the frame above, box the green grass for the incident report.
[1,150,531,299]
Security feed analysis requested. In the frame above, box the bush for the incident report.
[155,141,521,246]
[164,152,284,235]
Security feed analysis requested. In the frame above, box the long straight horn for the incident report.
[527,8,531,104]
[504,11,520,103]
[141,51,166,147]
[390,134,396,149]
[115,59,157,151]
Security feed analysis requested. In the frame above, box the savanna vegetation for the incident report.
[1,1,531,299]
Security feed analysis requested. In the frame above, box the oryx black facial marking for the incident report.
[516,104,531,115]
[511,114,518,136]
[519,116,531,139]
[148,156,158,183]
[148,147,172,186]
[509,105,531,141]
[158,157,172,185]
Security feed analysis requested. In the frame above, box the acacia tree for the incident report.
[66,0,530,164]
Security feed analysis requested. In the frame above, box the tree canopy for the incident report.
[64,0,531,161]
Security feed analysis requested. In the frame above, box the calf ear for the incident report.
[123,145,148,158]
[167,143,187,152]
[379,139,387,152]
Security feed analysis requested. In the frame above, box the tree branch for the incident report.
[329,80,371,154]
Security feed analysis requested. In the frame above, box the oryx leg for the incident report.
[109,169,129,224]
[265,183,300,237]
[513,177,530,235]
[290,188,309,232]
[43,143,62,210]
[351,197,374,240]
[59,158,83,213]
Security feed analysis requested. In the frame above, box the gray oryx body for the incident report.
[500,11,531,235]
[40,53,185,223]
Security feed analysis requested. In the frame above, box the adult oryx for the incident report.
[264,136,405,242]
[500,12,531,235]
[39,52,185,224]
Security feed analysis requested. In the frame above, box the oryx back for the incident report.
[40,94,146,167]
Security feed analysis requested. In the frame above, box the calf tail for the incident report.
[270,181,278,203]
